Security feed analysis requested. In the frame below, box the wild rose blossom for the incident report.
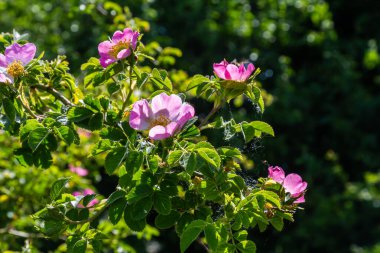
[69,164,89,176]
[72,189,99,208]
[268,166,307,203]
[0,43,36,83]
[213,59,255,82]
[129,93,195,140]
[98,28,139,68]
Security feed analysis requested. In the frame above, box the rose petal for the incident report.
[175,103,195,128]
[98,41,113,55]
[149,125,172,140]
[99,55,116,68]
[283,173,307,195]
[268,166,285,183]
[213,60,228,79]
[225,64,241,81]
[293,195,305,204]
[0,53,7,67]
[5,43,36,65]
[240,63,255,81]
[151,93,182,118]
[0,73,12,83]
[129,99,153,130]
[117,48,131,59]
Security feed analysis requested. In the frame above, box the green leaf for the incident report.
[186,153,197,174]
[106,190,126,205]
[250,121,274,136]
[254,190,281,208]
[72,239,87,253]
[132,196,153,220]
[2,98,15,122]
[88,113,103,130]
[155,211,180,229]
[197,148,221,169]
[204,224,218,251]
[125,151,143,174]
[187,74,210,91]
[67,107,94,122]
[28,127,49,151]
[20,119,43,142]
[236,240,256,253]
[127,184,153,204]
[50,177,70,201]
[105,147,128,175]
[234,230,248,242]
[241,122,255,143]
[137,72,149,88]
[167,150,183,166]
[124,205,146,231]
[153,191,171,215]
[55,126,75,144]
[108,197,127,225]
[99,127,126,141]
[180,219,206,253]
[270,216,284,231]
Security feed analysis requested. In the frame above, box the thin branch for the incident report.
[31,84,75,107]
[16,95,40,119]
[0,227,45,239]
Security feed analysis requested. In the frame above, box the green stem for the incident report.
[31,84,75,107]
[199,100,223,128]
[118,65,134,119]
[63,201,110,225]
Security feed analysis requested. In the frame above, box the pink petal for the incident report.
[213,60,228,79]
[268,166,285,183]
[129,99,153,130]
[116,48,131,59]
[83,188,95,195]
[151,93,182,118]
[130,30,140,49]
[5,43,36,65]
[98,41,113,55]
[0,53,7,67]
[99,55,116,68]
[69,165,89,176]
[225,64,241,81]
[165,121,180,136]
[72,191,81,197]
[0,73,12,83]
[149,125,172,140]
[293,195,305,204]
[283,173,307,195]
[240,63,255,81]
[175,103,195,128]
[111,30,125,42]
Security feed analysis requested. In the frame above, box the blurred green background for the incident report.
[1,0,380,252]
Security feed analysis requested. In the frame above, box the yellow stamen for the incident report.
[150,114,171,128]
[110,40,131,59]
[6,60,24,78]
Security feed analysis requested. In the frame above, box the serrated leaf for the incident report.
[28,127,50,151]
[236,240,256,253]
[153,191,171,215]
[50,177,70,200]
[105,147,128,175]
[180,219,206,253]
[250,121,274,136]
[270,216,284,231]
[167,150,183,166]
[132,196,153,220]
[67,107,94,122]
[124,205,146,231]
[204,224,218,251]
[72,239,87,253]
[155,211,180,229]
[187,74,210,91]
[109,197,127,225]
[197,148,221,169]
[2,97,15,122]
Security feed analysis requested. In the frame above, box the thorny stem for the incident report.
[0,227,45,239]
[199,104,221,129]
[16,95,39,119]
[118,65,134,119]
[63,201,110,225]
[32,84,75,107]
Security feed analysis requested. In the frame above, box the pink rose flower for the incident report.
[72,188,99,208]
[69,164,89,176]
[98,28,140,68]
[0,43,36,83]
[129,93,195,140]
[268,166,307,203]
[213,59,255,82]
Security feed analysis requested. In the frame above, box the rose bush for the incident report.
[0,25,307,253]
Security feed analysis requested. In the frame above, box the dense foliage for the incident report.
[0,0,379,252]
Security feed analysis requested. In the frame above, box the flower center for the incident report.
[6,61,24,78]
[150,114,171,128]
[110,40,131,59]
